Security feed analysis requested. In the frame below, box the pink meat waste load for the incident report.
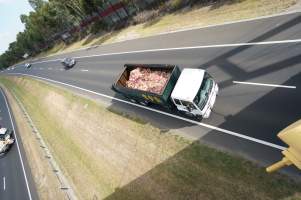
[126,67,171,94]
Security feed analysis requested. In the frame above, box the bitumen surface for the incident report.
[4,11,301,178]
[0,89,37,200]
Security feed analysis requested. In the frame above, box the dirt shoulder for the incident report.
[37,0,298,59]
[0,76,300,200]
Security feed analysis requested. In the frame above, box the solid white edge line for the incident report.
[7,73,286,151]
[3,176,5,191]
[32,11,301,60]
[233,81,297,89]
[0,89,33,200]
[30,38,301,65]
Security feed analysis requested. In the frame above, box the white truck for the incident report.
[0,127,14,155]
[112,64,218,119]
[170,68,219,119]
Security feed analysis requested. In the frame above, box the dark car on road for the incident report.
[61,58,76,69]
[25,63,31,68]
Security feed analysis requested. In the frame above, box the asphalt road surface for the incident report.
[0,89,37,200]
[5,12,301,176]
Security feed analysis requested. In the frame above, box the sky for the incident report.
[0,0,33,54]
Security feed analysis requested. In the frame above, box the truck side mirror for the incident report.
[266,119,301,173]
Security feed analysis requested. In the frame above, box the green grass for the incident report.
[106,107,147,125]
[1,76,301,200]
[106,142,301,200]
[0,77,115,198]
[36,42,66,58]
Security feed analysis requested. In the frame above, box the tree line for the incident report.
[0,0,203,68]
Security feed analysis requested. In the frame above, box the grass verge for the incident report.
[37,0,297,58]
[0,76,300,200]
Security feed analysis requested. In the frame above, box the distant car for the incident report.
[0,127,14,155]
[25,63,31,68]
[61,58,76,69]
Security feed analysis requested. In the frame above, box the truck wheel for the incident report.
[196,115,203,121]
[138,100,149,106]
[129,99,137,103]
[179,110,193,118]
[182,111,197,119]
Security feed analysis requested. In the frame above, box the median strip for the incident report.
[12,91,77,200]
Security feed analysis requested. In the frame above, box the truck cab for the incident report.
[0,128,14,155]
[171,68,218,119]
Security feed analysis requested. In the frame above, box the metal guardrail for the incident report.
[12,91,78,200]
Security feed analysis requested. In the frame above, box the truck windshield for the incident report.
[193,73,213,110]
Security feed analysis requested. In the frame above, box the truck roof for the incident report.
[171,68,205,102]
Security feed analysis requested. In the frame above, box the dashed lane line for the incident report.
[233,81,297,89]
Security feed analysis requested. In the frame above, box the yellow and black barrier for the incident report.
[266,119,301,173]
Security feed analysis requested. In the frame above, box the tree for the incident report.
[1,0,167,68]
[80,0,104,15]
[28,0,45,10]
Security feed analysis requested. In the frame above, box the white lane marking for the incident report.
[233,81,297,89]
[7,73,286,151]
[33,59,60,64]
[80,69,89,72]
[34,11,301,60]
[39,68,43,70]
[72,39,301,59]
[59,69,64,71]
[48,67,52,70]
[0,89,33,200]
[3,176,5,191]
[31,38,301,65]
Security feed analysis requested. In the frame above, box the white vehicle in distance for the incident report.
[0,127,14,155]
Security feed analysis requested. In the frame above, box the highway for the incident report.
[0,89,36,200]
[5,12,301,175]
